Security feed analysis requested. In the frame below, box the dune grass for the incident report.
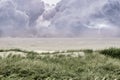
[100,48,120,59]
[0,48,120,80]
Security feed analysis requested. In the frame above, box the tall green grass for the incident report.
[100,48,120,59]
[0,48,120,80]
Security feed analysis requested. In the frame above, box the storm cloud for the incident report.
[0,0,45,37]
[0,0,29,37]
[0,0,120,37]
[49,0,120,37]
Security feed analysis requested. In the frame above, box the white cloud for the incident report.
[42,0,61,5]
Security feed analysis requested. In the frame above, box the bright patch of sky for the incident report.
[42,0,61,5]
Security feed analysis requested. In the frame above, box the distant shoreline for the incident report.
[0,38,119,51]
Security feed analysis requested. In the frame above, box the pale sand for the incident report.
[0,38,120,51]
[0,51,26,58]
[0,51,86,58]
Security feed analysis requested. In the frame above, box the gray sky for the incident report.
[0,0,119,37]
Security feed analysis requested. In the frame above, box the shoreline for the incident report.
[0,38,120,51]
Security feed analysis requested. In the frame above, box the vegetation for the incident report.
[0,48,120,80]
[100,48,120,59]
[65,49,93,53]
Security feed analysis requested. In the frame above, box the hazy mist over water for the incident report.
[0,38,120,51]
[0,0,120,37]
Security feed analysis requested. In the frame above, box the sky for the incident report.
[0,0,120,37]
[42,0,61,5]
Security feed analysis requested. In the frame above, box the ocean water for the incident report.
[0,38,120,51]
